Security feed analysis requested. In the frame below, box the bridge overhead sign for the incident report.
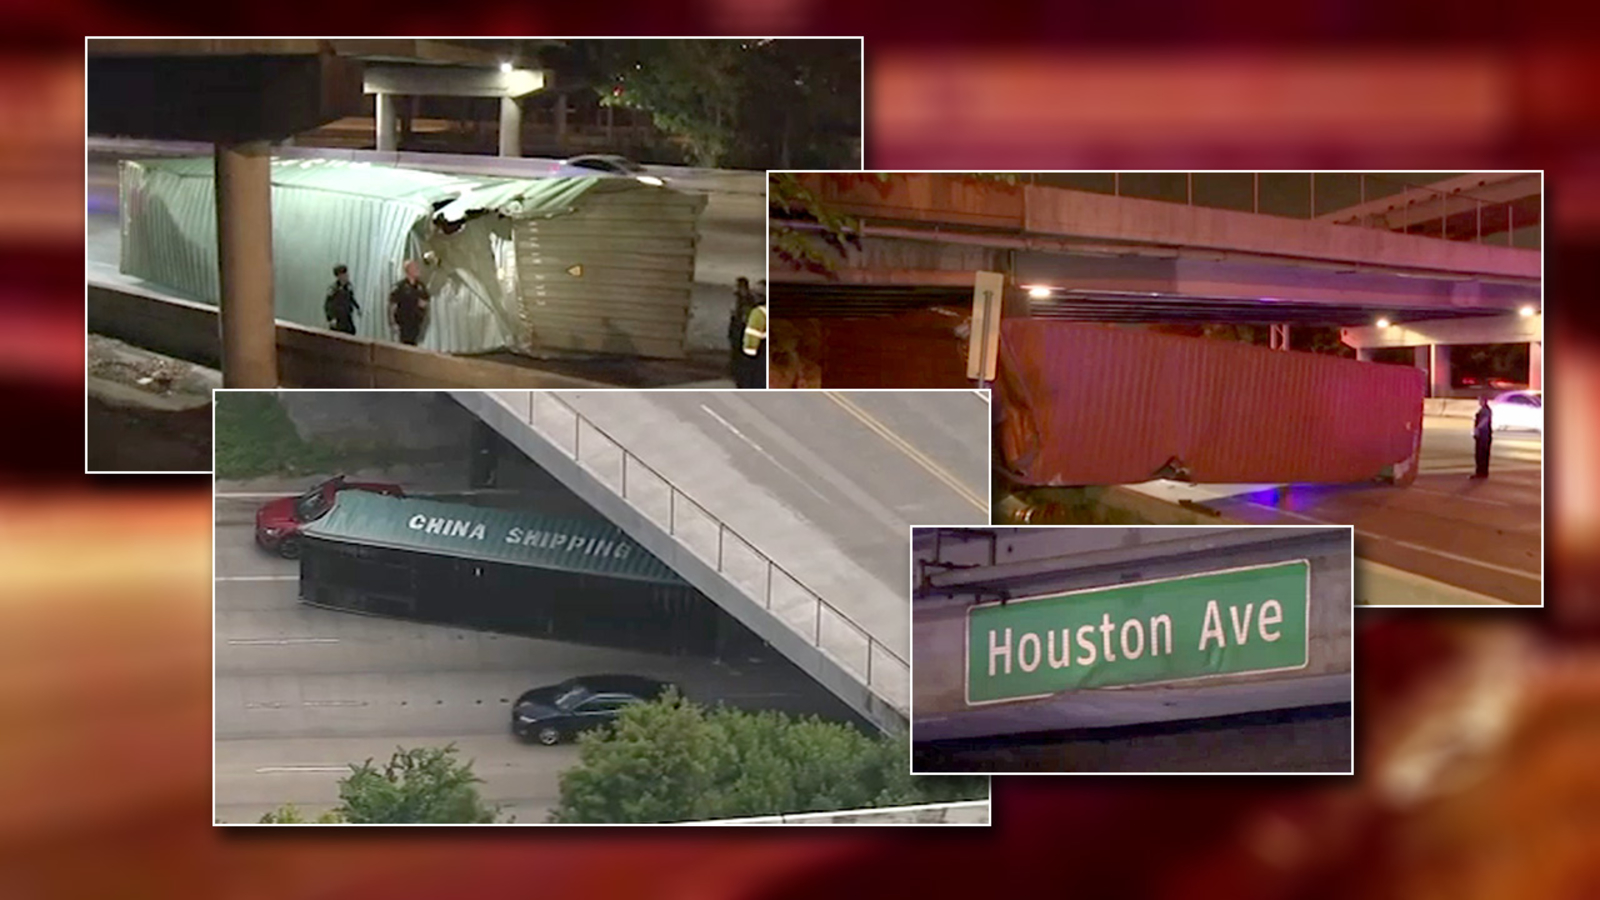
[965,560,1310,705]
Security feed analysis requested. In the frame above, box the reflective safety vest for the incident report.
[742,304,768,356]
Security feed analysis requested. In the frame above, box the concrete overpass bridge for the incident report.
[451,390,992,734]
[771,172,1542,390]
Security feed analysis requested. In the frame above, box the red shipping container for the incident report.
[997,320,1425,486]
[816,308,972,388]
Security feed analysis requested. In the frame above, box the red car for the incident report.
[254,475,404,558]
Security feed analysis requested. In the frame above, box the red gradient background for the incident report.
[5,16,1600,900]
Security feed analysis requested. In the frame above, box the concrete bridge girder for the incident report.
[794,174,1540,283]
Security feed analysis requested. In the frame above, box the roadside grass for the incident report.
[214,393,441,479]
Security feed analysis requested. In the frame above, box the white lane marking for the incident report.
[823,392,988,513]
[226,637,340,645]
[216,575,297,582]
[254,766,348,774]
[699,404,832,505]
[1236,501,1540,583]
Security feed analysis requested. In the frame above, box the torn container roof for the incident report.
[118,156,707,357]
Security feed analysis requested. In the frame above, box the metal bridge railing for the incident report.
[487,391,909,716]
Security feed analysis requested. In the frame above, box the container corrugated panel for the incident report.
[997,321,1425,485]
[118,157,510,353]
[512,182,707,359]
[301,491,688,585]
[120,158,697,357]
[815,308,972,388]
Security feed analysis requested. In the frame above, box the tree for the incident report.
[257,804,344,824]
[571,39,861,169]
[258,745,507,824]
[594,40,745,167]
[770,172,1023,275]
[550,692,987,823]
[337,745,506,824]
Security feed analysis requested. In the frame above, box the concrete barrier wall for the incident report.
[89,283,605,389]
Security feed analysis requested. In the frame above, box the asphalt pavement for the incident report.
[215,495,869,824]
[551,390,993,659]
[1134,415,1542,605]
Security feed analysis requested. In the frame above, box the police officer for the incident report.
[388,259,430,346]
[735,289,768,389]
[324,264,360,335]
[728,277,757,379]
[1471,395,1493,479]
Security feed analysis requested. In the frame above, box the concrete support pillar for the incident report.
[499,96,522,157]
[1270,323,1289,351]
[374,91,396,152]
[1529,341,1542,390]
[1356,347,1376,363]
[1427,344,1451,398]
[554,92,568,149]
[214,141,278,388]
[402,94,419,142]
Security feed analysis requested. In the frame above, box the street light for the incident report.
[499,61,513,74]
[1027,286,1053,299]
[1519,305,1536,318]
[1376,317,1391,329]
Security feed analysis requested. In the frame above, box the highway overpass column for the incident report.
[374,91,396,152]
[499,96,522,157]
[1530,340,1542,389]
[1427,344,1451,398]
[1356,347,1376,363]
[554,92,568,149]
[214,141,278,388]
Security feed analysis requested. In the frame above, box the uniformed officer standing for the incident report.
[735,290,768,389]
[728,277,758,380]
[1471,395,1494,479]
[388,259,430,346]
[324,264,360,335]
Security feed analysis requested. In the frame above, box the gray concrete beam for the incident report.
[1341,312,1541,348]
[88,52,365,142]
[214,142,278,388]
[363,64,547,99]
[790,174,1539,281]
[1021,183,1539,281]
[1316,172,1541,228]
[449,391,909,734]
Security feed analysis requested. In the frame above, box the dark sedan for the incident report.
[511,675,677,745]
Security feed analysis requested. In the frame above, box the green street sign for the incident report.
[965,560,1310,705]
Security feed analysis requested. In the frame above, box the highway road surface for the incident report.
[548,390,994,660]
[214,491,869,824]
[86,143,764,385]
[1135,415,1541,605]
